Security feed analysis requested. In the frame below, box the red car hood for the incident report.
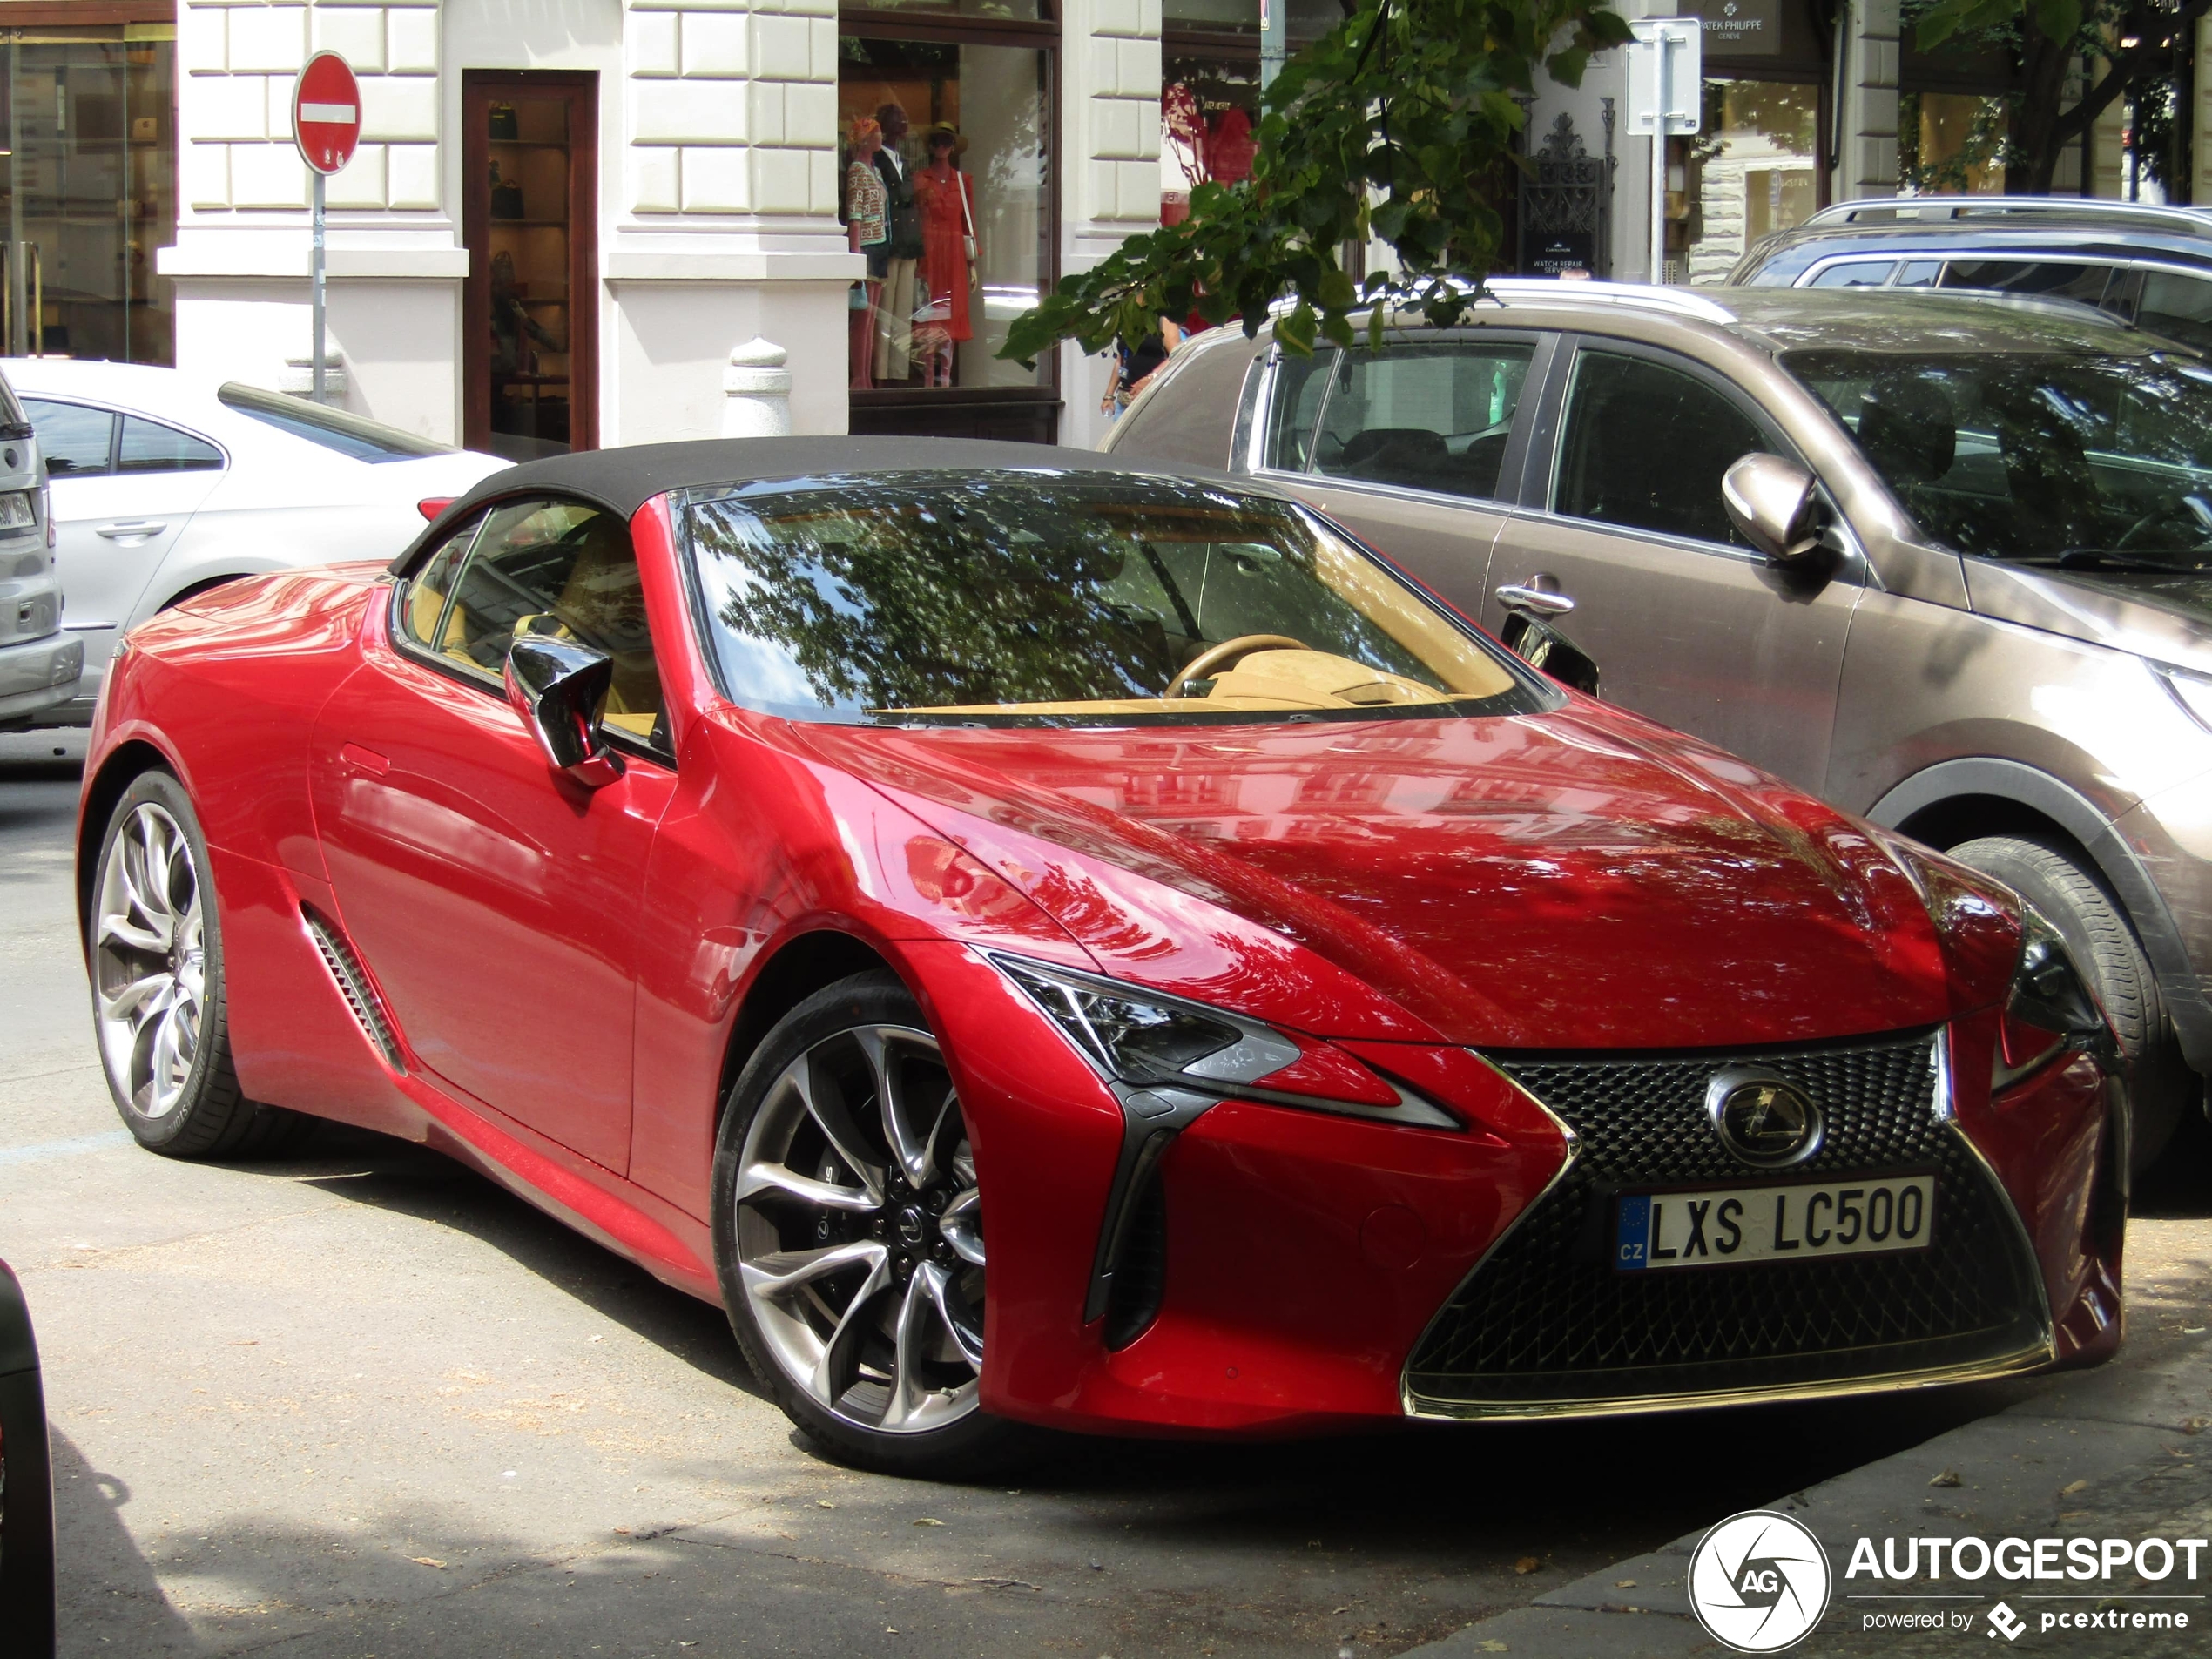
[791,706,1956,1050]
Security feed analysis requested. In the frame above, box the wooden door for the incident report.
[463,71,597,457]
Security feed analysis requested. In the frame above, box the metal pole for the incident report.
[1649,30,1669,284]
[8,37,24,357]
[312,168,326,404]
[1260,0,1285,91]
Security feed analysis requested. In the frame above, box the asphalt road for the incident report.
[5,729,2210,1659]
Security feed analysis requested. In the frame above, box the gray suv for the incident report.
[0,367,74,733]
[1107,280,2212,1174]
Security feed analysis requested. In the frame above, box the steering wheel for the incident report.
[1166,634,1311,697]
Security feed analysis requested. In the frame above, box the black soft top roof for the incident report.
[391,436,1242,574]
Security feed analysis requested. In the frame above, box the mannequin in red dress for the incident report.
[913,124,976,389]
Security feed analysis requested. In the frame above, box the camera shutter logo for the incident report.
[1687,1509,1831,1652]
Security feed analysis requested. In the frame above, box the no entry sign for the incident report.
[293,51,361,175]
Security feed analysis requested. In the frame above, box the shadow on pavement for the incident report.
[51,1426,199,1656]
[268,1125,759,1397]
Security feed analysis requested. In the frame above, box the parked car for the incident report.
[1107,280,2212,1177]
[0,367,81,734]
[1729,195,2212,354]
[0,1258,56,1655]
[6,360,509,726]
[78,436,2119,1476]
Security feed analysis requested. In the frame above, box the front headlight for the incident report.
[1995,907,2115,1090]
[995,954,1299,1086]
[991,953,1457,1128]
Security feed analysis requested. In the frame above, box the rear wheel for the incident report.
[1949,833,2186,1178]
[89,771,314,1159]
[711,971,1025,1478]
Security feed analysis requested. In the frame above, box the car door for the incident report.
[26,398,223,695]
[1252,333,1547,617]
[307,495,679,1173]
[1484,337,1864,792]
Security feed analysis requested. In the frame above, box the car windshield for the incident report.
[684,472,1549,726]
[1784,347,2212,571]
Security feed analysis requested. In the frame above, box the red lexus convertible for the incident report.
[77,438,2122,1474]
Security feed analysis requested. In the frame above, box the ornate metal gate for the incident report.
[1517,106,1614,279]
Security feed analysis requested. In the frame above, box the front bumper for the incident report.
[0,630,84,725]
[923,948,2114,1436]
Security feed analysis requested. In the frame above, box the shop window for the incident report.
[462,72,597,460]
[1900,91,2008,194]
[840,29,1055,439]
[1162,54,1259,225]
[0,15,178,363]
[1682,79,1819,286]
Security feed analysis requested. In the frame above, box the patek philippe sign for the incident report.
[1695,0,1782,56]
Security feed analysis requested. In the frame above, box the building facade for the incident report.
[0,0,2150,457]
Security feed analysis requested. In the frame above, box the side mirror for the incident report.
[1500,611,1601,698]
[1723,452,1823,563]
[504,634,626,788]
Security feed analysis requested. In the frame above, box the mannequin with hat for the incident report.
[844,117,888,389]
[912,122,977,389]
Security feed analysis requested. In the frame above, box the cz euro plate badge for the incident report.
[1615,1173,1936,1271]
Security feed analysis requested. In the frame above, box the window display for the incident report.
[0,17,179,363]
[840,35,1051,416]
[1682,79,1819,286]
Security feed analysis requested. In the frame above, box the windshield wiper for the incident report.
[2019,549,2209,574]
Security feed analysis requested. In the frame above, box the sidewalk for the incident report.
[1403,1215,2212,1658]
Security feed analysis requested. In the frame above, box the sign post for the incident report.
[292,52,361,405]
[1626,19,1702,284]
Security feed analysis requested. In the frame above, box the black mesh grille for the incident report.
[1406,1031,2048,1410]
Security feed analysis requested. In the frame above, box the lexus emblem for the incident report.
[1705,1069,1824,1168]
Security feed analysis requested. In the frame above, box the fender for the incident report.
[1867,756,2212,1073]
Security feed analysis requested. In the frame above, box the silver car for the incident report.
[1107,281,2212,1175]
[0,368,78,733]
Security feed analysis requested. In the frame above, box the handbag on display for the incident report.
[958,173,978,280]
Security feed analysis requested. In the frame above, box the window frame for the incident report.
[1527,334,1829,563]
[24,396,231,480]
[1252,331,1555,511]
[387,490,677,767]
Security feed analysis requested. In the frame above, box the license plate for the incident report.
[1614,1173,1935,1271]
[0,490,34,529]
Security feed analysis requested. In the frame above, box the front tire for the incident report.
[1949,833,2186,1178]
[711,971,1024,1477]
[88,771,313,1159]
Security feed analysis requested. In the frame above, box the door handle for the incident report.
[338,742,390,778]
[96,521,168,540]
[1494,582,1575,617]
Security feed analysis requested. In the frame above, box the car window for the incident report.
[2134,271,2212,354]
[1808,260,1895,288]
[26,398,116,476]
[1553,349,1766,548]
[1895,260,1944,287]
[118,416,224,474]
[1309,340,1533,502]
[1939,260,2111,305]
[421,497,669,752]
[217,381,450,462]
[1264,350,1334,472]
[398,516,483,657]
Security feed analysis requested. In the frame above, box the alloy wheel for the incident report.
[734,1023,985,1434]
[92,802,206,1120]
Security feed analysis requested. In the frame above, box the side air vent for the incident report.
[302,908,404,1072]
[1103,1172,1167,1350]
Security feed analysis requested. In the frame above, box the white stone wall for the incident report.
[622,0,840,219]
[181,0,442,214]
[1841,0,1900,199]
[1061,0,1163,448]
